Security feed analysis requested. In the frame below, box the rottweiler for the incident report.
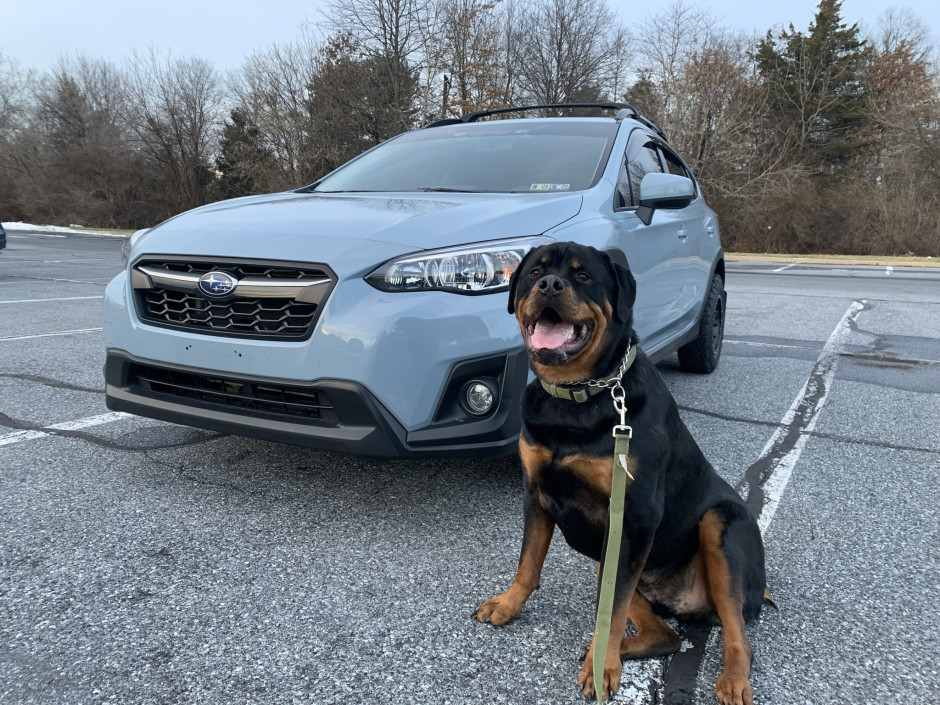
[475,242,768,705]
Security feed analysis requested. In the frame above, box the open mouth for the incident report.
[524,306,593,359]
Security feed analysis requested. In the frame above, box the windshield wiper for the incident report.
[313,187,495,194]
[417,187,491,193]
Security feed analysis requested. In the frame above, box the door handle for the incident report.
[706,225,715,237]
[677,228,688,240]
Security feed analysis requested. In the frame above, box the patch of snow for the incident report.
[2,222,127,238]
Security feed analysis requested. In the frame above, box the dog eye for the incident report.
[577,272,591,282]
[528,268,541,278]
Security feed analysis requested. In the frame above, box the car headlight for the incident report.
[121,228,150,268]
[366,237,553,294]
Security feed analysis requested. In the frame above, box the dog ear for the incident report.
[602,249,636,323]
[507,246,539,315]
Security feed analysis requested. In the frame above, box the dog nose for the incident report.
[537,275,566,295]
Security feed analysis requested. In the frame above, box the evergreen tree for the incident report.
[755,0,874,176]
[215,108,272,199]
[307,33,418,178]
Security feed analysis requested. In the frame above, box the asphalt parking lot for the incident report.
[1,231,939,705]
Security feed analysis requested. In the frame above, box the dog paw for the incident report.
[577,651,622,702]
[474,591,522,626]
[715,672,754,705]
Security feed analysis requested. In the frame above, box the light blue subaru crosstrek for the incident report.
[103,104,725,457]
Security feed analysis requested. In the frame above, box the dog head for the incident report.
[508,242,637,385]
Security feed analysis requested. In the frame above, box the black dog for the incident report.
[475,242,768,705]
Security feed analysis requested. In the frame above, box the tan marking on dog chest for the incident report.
[559,453,638,498]
[519,437,552,484]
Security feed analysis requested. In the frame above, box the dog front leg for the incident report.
[475,484,554,626]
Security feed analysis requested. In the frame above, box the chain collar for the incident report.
[539,342,635,404]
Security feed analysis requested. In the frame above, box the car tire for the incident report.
[678,274,725,374]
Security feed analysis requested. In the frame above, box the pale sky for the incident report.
[2,0,939,74]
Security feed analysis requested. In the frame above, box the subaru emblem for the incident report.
[198,271,238,296]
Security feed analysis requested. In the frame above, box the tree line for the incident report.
[0,0,938,255]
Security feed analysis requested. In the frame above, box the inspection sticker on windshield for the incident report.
[530,183,570,191]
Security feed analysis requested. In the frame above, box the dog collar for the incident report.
[539,344,636,403]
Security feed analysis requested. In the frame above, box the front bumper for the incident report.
[105,349,528,458]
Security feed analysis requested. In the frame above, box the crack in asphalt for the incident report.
[0,410,224,452]
[839,351,939,367]
[141,448,264,496]
[676,405,940,456]
[0,372,103,394]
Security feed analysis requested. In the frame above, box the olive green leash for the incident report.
[584,345,636,704]
[536,344,637,703]
[591,377,633,703]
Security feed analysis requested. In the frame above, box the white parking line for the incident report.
[773,264,796,272]
[0,296,103,305]
[0,412,130,448]
[885,266,893,276]
[0,328,103,342]
[753,300,866,533]
[667,299,868,701]
[725,339,814,351]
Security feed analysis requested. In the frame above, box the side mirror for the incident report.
[636,173,695,225]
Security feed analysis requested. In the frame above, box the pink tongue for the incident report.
[530,321,573,350]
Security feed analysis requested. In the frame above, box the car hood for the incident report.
[135,191,583,276]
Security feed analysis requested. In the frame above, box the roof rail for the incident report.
[423,102,668,141]
[462,103,631,122]
[627,114,668,142]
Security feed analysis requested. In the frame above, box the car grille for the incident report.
[130,363,337,422]
[140,289,318,337]
[131,258,335,341]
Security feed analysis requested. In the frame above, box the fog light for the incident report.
[461,379,496,416]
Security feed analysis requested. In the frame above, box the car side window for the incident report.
[663,148,684,176]
[659,145,700,200]
[614,156,631,210]
[615,139,663,210]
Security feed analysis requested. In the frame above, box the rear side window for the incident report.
[660,146,687,177]
[659,146,698,197]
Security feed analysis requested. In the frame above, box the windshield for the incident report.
[314,120,618,194]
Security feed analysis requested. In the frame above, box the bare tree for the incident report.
[0,52,39,219]
[0,52,35,141]
[26,55,151,226]
[511,0,630,106]
[630,1,717,131]
[868,8,939,179]
[122,48,225,215]
[436,0,508,116]
[415,0,446,120]
[1,54,152,227]
[854,8,940,255]
[325,0,424,130]
[624,2,811,253]
[232,28,321,189]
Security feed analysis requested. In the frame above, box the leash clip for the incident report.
[610,380,628,427]
[612,424,632,438]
